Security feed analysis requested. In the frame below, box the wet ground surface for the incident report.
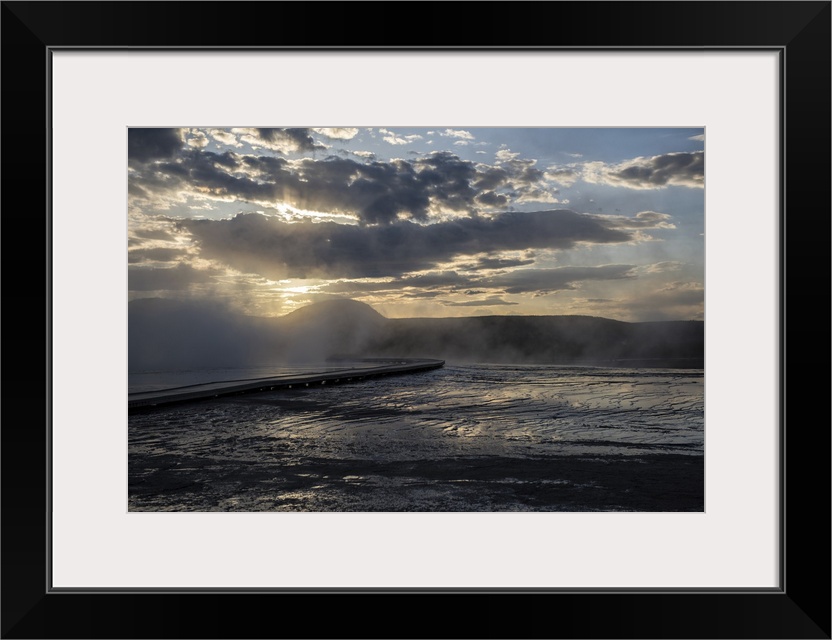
[129,451,703,512]
[129,365,704,512]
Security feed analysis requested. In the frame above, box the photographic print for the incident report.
[128,126,704,512]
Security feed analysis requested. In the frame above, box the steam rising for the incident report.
[130,298,704,371]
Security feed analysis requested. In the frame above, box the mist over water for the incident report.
[129,298,705,371]
[129,364,704,512]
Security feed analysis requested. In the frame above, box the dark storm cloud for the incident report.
[127,247,189,263]
[240,154,290,174]
[134,149,279,203]
[476,157,547,204]
[181,210,635,279]
[408,152,479,216]
[254,128,325,153]
[483,265,637,295]
[128,264,216,291]
[129,146,551,224]
[476,191,508,207]
[588,151,704,189]
[500,157,544,184]
[128,128,184,164]
[399,271,472,288]
[473,167,509,191]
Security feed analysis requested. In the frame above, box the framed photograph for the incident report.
[125,123,707,516]
[3,2,829,638]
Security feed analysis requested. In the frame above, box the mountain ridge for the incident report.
[129,297,704,370]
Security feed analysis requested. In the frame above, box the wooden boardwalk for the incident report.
[128,358,444,410]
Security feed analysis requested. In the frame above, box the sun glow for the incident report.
[273,203,357,224]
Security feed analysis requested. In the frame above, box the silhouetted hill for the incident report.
[129,298,703,371]
[280,298,385,326]
[277,299,386,361]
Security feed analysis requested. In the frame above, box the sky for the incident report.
[128,127,704,321]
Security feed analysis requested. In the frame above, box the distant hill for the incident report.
[277,299,386,361]
[129,297,703,371]
[280,298,386,326]
[370,315,702,365]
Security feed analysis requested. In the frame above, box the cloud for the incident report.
[379,128,423,145]
[312,128,359,140]
[572,280,704,322]
[688,134,705,142]
[397,271,471,288]
[642,261,684,274]
[619,283,704,320]
[476,150,553,202]
[209,129,242,147]
[495,148,520,162]
[657,280,702,293]
[466,256,537,270]
[595,211,676,230]
[129,137,559,224]
[128,247,189,263]
[129,149,275,207]
[128,128,183,164]
[353,150,376,159]
[316,271,470,296]
[128,135,676,236]
[499,157,543,183]
[514,188,563,204]
[483,265,636,294]
[316,280,399,295]
[258,128,324,152]
[473,167,510,191]
[475,191,508,207]
[441,296,518,307]
[473,156,547,204]
[583,151,704,189]
[316,263,639,300]
[545,166,580,187]
[232,128,325,153]
[440,129,474,140]
[180,209,649,280]
[128,263,216,291]
[186,129,209,148]
[133,148,523,224]
[132,228,177,241]
[400,291,446,299]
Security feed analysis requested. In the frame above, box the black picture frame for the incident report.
[2,2,829,638]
